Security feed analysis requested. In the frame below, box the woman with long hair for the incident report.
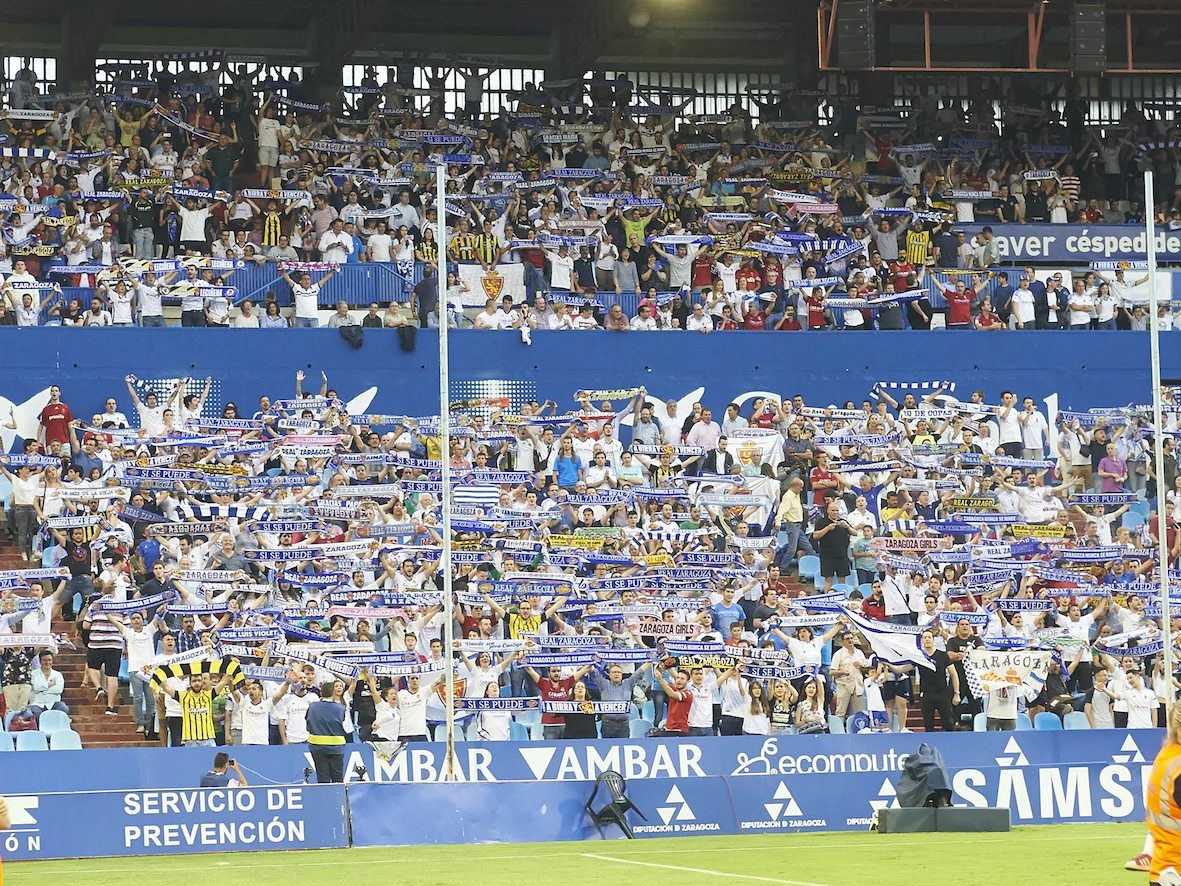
[769,679,798,735]
[741,679,772,736]
[794,676,828,735]
[560,680,599,740]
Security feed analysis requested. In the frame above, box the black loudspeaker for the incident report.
[836,0,875,70]
[1071,3,1106,75]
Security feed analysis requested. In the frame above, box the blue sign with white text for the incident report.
[959,222,1181,263]
[2,785,349,861]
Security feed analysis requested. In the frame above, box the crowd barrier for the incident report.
[0,330,1177,437]
[1,731,1160,860]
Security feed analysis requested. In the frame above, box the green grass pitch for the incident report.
[6,821,1145,886]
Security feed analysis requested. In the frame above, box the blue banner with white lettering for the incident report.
[3,785,348,860]
[959,223,1181,263]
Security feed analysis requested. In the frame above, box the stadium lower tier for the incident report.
[0,729,1162,859]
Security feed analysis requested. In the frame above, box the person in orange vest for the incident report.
[1147,703,1181,885]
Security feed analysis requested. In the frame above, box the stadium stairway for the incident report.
[0,537,143,748]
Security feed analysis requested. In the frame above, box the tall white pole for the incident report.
[437,163,456,780]
[1147,169,1174,719]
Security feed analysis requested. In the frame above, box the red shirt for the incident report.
[537,676,575,725]
[809,467,836,505]
[718,318,740,330]
[976,310,1000,329]
[944,288,975,325]
[861,595,886,621]
[664,686,693,733]
[777,318,803,331]
[743,310,767,330]
[736,267,762,291]
[691,255,713,288]
[38,402,73,446]
[888,260,915,293]
[805,293,826,329]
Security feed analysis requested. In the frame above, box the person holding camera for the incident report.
[200,752,248,787]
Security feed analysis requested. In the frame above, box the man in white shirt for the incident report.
[996,390,1023,458]
[1018,397,1048,460]
[629,303,657,329]
[396,671,445,741]
[233,299,261,328]
[318,219,354,264]
[686,302,713,332]
[136,270,166,328]
[543,244,576,293]
[278,677,318,744]
[171,194,224,254]
[492,295,522,329]
[235,678,291,746]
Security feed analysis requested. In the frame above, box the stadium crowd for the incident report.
[0,60,1175,330]
[0,375,1177,752]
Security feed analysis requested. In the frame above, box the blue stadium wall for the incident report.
[0,330,1174,422]
[0,730,1162,859]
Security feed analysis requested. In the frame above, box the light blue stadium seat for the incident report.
[859,583,873,596]
[630,719,653,738]
[827,715,846,734]
[509,721,529,742]
[1131,499,1151,518]
[833,585,854,598]
[2,712,13,731]
[0,732,12,751]
[1034,712,1062,731]
[1016,715,1034,730]
[797,555,821,580]
[49,729,83,750]
[515,709,541,727]
[640,699,655,723]
[973,712,988,732]
[1123,512,1145,530]
[15,731,48,751]
[36,710,70,736]
[1063,711,1090,730]
[528,723,545,741]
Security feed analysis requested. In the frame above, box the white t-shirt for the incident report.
[258,117,281,150]
[137,284,163,317]
[1122,685,1158,729]
[1011,290,1034,325]
[179,206,212,243]
[293,283,321,320]
[1021,410,1048,451]
[397,683,436,736]
[109,290,134,324]
[137,402,166,437]
[1068,292,1093,326]
[547,252,574,290]
[997,407,1021,445]
[123,624,158,673]
[373,699,400,741]
[367,233,392,263]
[241,698,275,745]
[279,690,314,742]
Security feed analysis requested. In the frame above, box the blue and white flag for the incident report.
[841,608,933,670]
